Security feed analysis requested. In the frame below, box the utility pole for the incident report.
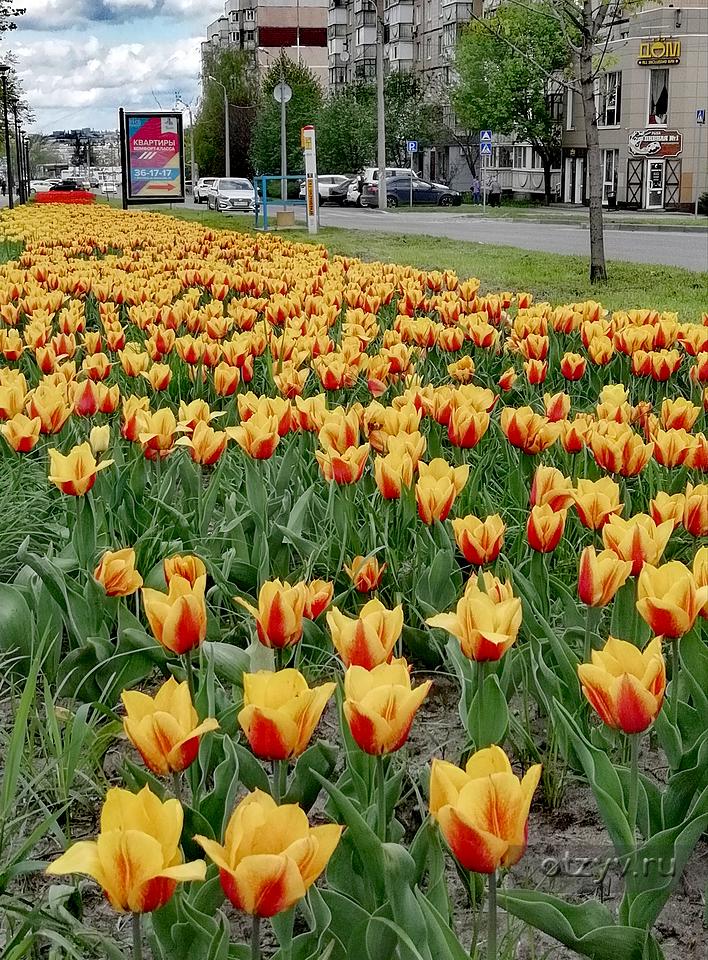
[280,55,287,202]
[208,75,230,177]
[10,100,24,204]
[0,65,12,208]
[176,95,198,191]
[375,0,387,211]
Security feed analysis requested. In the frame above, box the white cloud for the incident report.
[13,33,206,131]
[20,0,224,29]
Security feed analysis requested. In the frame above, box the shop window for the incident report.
[566,88,574,130]
[597,71,621,127]
[648,69,668,125]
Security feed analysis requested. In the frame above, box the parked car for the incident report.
[207,177,258,213]
[361,176,461,208]
[328,177,356,206]
[347,168,423,206]
[50,179,83,192]
[298,174,351,205]
[194,177,217,203]
[29,179,59,194]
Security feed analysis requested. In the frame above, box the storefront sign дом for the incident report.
[638,38,681,65]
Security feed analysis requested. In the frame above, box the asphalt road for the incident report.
[303,206,708,272]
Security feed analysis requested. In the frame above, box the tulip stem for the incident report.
[375,754,387,842]
[251,914,261,960]
[171,772,182,802]
[486,870,497,960]
[183,653,196,704]
[669,641,680,730]
[273,759,288,804]
[628,734,640,843]
[131,912,143,960]
[583,607,600,662]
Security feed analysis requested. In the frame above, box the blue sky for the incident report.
[2,0,226,132]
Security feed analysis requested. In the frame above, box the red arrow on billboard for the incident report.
[147,183,177,191]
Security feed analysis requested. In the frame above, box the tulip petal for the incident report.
[429,758,470,816]
[615,674,660,734]
[238,704,298,760]
[283,823,343,888]
[194,836,232,873]
[224,854,306,916]
[437,805,508,874]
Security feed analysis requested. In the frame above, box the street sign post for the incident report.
[406,140,418,207]
[697,109,706,215]
[274,82,292,204]
[480,130,492,214]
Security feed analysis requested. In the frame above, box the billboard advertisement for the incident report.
[120,110,185,207]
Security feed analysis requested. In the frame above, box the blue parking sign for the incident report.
[406,140,418,154]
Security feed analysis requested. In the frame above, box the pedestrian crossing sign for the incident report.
[480,130,492,143]
[480,142,492,156]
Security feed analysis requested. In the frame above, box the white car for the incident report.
[194,177,217,203]
[207,177,258,213]
[29,179,59,194]
[298,174,351,205]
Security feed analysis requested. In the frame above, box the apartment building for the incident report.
[327,0,481,185]
[203,0,329,84]
[563,2,708,210]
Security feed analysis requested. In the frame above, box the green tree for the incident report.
[384,73,440,167]
[316,84,376,173]
[27,134,60,178]
[194,47,259,178]
[0,2,23,34]
[250,53,323,180]
[454,2,571,204]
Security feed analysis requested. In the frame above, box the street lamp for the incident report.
[175,94,198,192]
[0,65,14,208]
[207,75,230,177]
[9,98,24,204]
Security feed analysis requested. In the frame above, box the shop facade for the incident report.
[562,2,708,211]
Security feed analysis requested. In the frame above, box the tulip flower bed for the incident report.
[0,204,706,960]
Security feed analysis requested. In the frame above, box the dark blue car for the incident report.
[361,176,462,208]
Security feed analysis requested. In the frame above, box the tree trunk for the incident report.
[579,36,608,282]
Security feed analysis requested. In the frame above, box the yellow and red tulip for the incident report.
[194,790,341,917]
[430,745,541,874]
[122,677,218,774]
[343,658,431,754]
[578,635,666,733]
[46,785,205,913]
[238,669,335,760]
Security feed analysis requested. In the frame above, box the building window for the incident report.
[495,146,512,168]
[426,36,431,58]
[415,40,421,58]
[426,0,431,21]
[597,71,621,127]
[531,149,543,170]
[566,88,574,130]
[244,30,254,41]
[244,8,255,19]
[513,145,527,168]
[602,148,619,202]
[648,68,668,125]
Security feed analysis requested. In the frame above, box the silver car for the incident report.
[207,177,258,213]
[194,177,217,203]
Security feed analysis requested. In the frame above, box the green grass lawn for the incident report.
[135,205,708,318]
